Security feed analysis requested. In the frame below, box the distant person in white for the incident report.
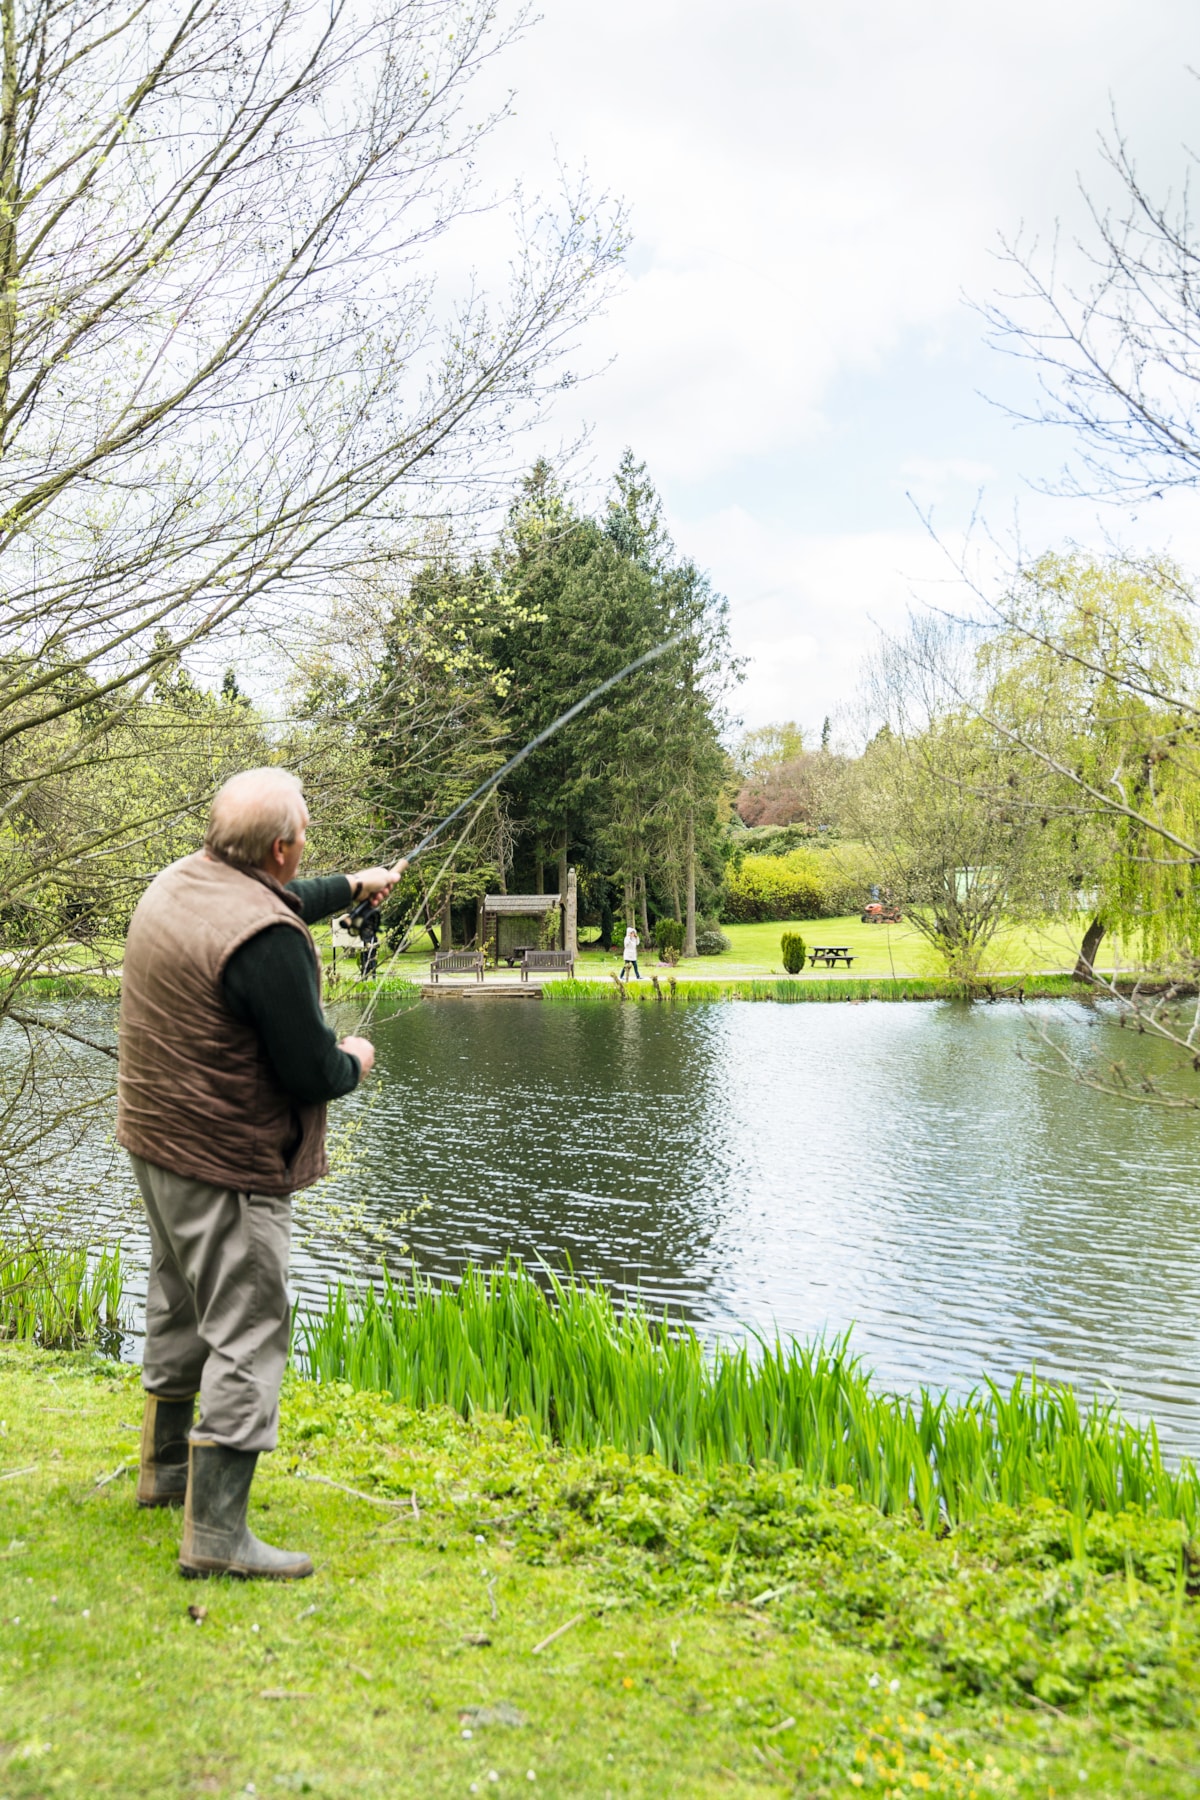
[620,924,641,981]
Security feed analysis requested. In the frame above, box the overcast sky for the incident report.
[469,0,1200,734]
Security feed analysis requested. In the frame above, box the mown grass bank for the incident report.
[3,1342,1200,1799]
[303,1264,1200,1536]
[543,974,1094,1004]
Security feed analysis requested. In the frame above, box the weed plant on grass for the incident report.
[301,1262,1200,1535]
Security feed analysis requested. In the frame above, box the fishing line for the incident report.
[352,793,492,1030]
[341,632,687,1025]
[398,632,687,867]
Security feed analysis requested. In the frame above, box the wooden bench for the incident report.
[430,950,485,983]
[519,948,576,981]
[809,946,855,969]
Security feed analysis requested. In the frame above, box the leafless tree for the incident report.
[849,617,1069,979]
[0,0,623,1227]
[0,0,622,899]
[983,112,1200,502]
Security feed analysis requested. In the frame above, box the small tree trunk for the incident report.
[638,872,650,940]
[670,879,681,923]
[556,828,568,900]
[0,0,20,419]
[684,807,697,958]
[492,790,508,894]
[535,856,544,895]
[1074,915,1105,981]
[623,876,635,929]
[440,887,452,950]
[564,867,578,956]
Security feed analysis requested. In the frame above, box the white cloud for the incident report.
[453,1,1200,719]
[678,508,960,731]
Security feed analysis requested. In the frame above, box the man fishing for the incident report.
[116,767,404,1581]
[112,639,680,1582]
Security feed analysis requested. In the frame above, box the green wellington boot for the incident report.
[179,1439,314,1580]
[136,1392,196,1508]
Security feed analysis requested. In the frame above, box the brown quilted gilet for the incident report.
[117,851,329,1194]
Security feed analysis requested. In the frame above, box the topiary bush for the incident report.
[695,927,731,955]
[780,931,807,974]
[655,918,684,956]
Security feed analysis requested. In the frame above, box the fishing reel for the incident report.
[341,897,382,940]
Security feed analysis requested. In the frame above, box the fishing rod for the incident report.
[345,632,687,925]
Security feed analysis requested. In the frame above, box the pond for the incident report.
[12,995,1200,1456]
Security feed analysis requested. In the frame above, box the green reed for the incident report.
[542,975,1086,1004]
[300,1261,1200,1532]
[0,1238,125,1349]
[22,973,122,1000]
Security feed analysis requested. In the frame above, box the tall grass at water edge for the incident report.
[0,1239,125,1349]
[302,1262,1200,1534]
[542,975,1087,1004]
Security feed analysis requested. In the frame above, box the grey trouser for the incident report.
[129,1153,292,1453]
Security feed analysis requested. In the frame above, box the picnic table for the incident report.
[809,946,855,969]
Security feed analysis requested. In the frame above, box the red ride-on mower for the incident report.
[861,901,902,924]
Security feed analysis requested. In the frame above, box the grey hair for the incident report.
[205,768,306,867]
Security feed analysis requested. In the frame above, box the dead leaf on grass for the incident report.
[187,1604,208,1624]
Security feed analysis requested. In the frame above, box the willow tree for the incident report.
[975,556,1200,979]
[971,107,1200,1097]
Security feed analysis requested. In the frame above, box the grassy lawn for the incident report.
[709,917,1105,982]
[2,1343,1199,1798]
[315,914,1110,988]
[22,917,1121,995]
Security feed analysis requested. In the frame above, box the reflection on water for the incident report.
[9,995,1200,1455]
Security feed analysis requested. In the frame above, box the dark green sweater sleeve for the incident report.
[222,908,359,1106]
[286,873,354,925]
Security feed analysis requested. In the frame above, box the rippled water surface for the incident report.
[17,995,1200,1453]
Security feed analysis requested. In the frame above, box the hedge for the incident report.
[722,845,876,923]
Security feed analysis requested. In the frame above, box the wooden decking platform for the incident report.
[420,979,542,998]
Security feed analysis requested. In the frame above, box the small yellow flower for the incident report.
[910,1776,931,1793]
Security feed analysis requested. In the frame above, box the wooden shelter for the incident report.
[478,872,578,966]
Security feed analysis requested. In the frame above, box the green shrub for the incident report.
[723,849,826,921]
[780,931,807,974]
[695,927,731,955]
[654,917,684,955]
[816,841,878,915]
[722,842,877,922]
